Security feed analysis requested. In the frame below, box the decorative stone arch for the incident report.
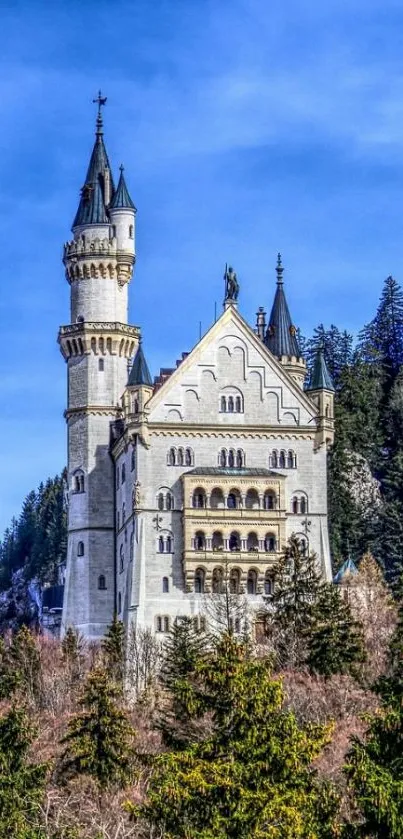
[291,491,309,515]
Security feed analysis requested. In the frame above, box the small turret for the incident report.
[125,340,153,422]
[264,254,306,387]
[306,347,335,447]
[108,164,136,259]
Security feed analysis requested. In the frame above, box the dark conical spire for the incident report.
[109,165,136,210]
[308,347,335,391]
[128,341,153,386]
[72,92,115,228]
[264,254,301,357]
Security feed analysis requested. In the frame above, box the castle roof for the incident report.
[308,347,335,391]
[128,342,153,386]
[109,165,136,210]
[264,254,301,358]
[72,108,115,228]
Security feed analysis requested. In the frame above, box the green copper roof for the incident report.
[308,348,334,391]
[72,113,115,228]
[128,342,153,386]
[264,254,301,358]
[109,165,136,210]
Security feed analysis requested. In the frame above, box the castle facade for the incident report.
[60,102,335,639]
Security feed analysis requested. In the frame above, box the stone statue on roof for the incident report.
[224,264,239,302]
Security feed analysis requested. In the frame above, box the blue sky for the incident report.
[1,0,403,531]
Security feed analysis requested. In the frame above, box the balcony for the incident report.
[184,505,284,521]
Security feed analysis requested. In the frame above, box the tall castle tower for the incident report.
[59,95,139,638]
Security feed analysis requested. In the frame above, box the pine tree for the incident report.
[158,617,209,749]
[267,536,323,668]
[306,583,366,678]
[0,706,47,838]
[0,626,42,702]
[358,274,403,379]
[61,627,86,686]
[60,666,135,790]
[131,635,341,838]
[101,615,125,687]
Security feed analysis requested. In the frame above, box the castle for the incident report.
[59,98,335,639]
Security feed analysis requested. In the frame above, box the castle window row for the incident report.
[193,530,277,553]
[220,395,243,413]
[156,616,171,633]
[191,487,277,510]
[158,534,174,553]
[194,566,274,596]
[167,447,194,466]
[218,448,245,468]
[157,490,174,511]
[72,470,85,493]
[269,450,297,469]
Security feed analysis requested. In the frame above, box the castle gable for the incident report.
[147,307,316,427]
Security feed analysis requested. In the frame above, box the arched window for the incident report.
[236,449,243,467]
[287,450,294,468]
[228,449,235,468]
[98,358,104,371]
[195,531,206,550]
[122,503,126,524]
[129,224,134,238]
[169,447,176,465]
[121,464,126,484]
[158,493,164,511]
[73,470,85,493]
[229,531,241,551]
[212,531,224,550]
[230,568,240,594]
[220,449,227,467]
[235,396,242,413]
[246,489,259,510]
[192,490,206,509]
[195,568,205,593]
[166,535,173,553]
[247,532,259,551]
[300,496,306,514]
[164,617,170,632]
[177,448,184,466]
[134,399,139,414]
[264,533,276,552]
[292,497,299,514]
[263,491,275,510]
[279,451,286,468]
[77,541,84,557]
[158,536,164,553]
[162,576,169,593]
[98,575,106,590]
[270,450,278,468]
[130,532,134,561]
[228,396,234,412]
[118,592,122,613]
[247,569,257,595]
[227,492,239,509]
[220,396,226,412]
[185,448,192,466]
[157,616,162,632]
[211,488,225,509]
[131,448,136,471]
[166,493,173,511]
[212,567,224,593]
[264,572,273,595]
[119,544,124,572]
[325,404,329,418]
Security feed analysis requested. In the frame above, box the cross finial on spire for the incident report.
[119,163,124,174]
[93,90,107,135]
[276,252,284,284]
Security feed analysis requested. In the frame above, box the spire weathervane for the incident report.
[93,90,107,134]
[276,252,284,285]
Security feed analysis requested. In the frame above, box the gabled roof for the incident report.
[128,342,153,387]
[72,112,115,228]
[109,165,136,210]
[333,557,358,584]
[264,254,301,358]
[308,348,335,391]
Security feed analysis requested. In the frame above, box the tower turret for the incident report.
[306,347,335,447]
[59,94,139,639]
[123,341,153,448]
[264,254,306,387]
